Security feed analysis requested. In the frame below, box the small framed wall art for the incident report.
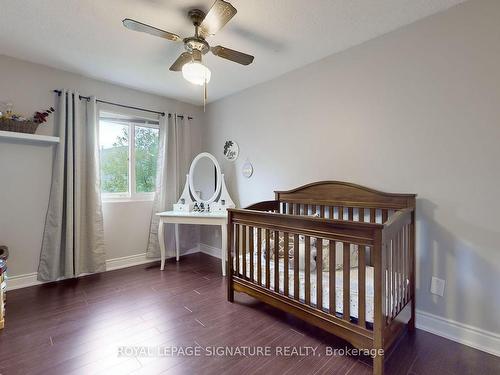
[223,140,239,161]
[242,160,253,178]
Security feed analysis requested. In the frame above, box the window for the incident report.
[99,112,159,200]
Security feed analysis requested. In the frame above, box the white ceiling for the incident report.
[0,0,465,105]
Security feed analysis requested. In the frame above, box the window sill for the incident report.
[101,193,155,203]
[102,198,155,203]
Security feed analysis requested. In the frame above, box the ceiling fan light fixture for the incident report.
[182,61,211,86]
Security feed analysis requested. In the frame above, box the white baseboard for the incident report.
[6,246,200,291]
[199,243,222,259]
[105,252,159,272]
[6,272,40,291]
[416,309,500,357]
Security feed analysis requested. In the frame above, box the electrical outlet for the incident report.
[430,276,445,297]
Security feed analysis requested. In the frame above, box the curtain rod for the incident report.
[52,90,193,120]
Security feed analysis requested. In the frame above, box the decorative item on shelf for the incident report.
[223,140,239,161]
[174,152,235,213]
[0,103,55,134]
[242,159,254,178]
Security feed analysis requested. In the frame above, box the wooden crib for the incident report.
[226,181,416,375]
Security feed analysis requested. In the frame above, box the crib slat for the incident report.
[287,202,293,215]
[316,238,323,310]
[388,238,392,320]
[265,229,270,288]
[403,225,407,306]
[304,204,309,215]
[329,240,336,314]
[294,234,299,301]
[284,233,289,297]
[370,208,376,223]
[343,242,350,321]
[235,224,240,276]
[401,226,405,306]
[398,229,403,311]
[405,225,409,304]
[319,205,325,218]
[358,208,365,222]
[408,224,412,303]
[395,231,399,313]
[382,209,388,223]
[242,225,247,279]
[398,230,403,312]
[274,230,280,293]
[391,237,396,318]
[397,231,402,312]
[358,245,366,327]
[329,206,335,219]
[305,236,311,305]
[348,207,354,221]
[257,228,262,286]
[339,207,344,220]
[249,226,254,282]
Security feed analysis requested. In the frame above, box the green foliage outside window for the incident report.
[100,127,129,193]
[100,123,159,194]
[135,126,159,193]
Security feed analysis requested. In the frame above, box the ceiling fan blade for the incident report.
[169,52,193,71]
[199,0,237,38]
[122,18,182,42]
[211,46,254,65]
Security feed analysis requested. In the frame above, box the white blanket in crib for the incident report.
[237,254,375,323]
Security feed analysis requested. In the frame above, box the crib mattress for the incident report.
[237,254,375,323]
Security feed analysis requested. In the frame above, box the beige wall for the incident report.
[0,55,203,277]
[202,0,500,334]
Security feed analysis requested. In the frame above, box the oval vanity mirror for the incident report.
[188,152,222,203]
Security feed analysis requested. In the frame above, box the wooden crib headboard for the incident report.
[274,181,416,210]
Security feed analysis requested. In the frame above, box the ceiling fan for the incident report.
[122,0,254,89]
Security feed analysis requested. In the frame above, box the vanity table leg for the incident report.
[159,220,166,271]
[175,223,180,262]
[221,223,227,276]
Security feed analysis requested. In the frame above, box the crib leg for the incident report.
[227,281,234,302]
[408,212,416,333]
[408,298,416,332]
[226,216,234,303]
[227,261,234,302]
[373,352,384,375]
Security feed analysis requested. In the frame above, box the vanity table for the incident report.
[157,211,227,275]
[157,152,234,276]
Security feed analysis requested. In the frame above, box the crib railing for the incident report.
[279,201,394,224]
[228,202,415,335]
[229,207,381,332]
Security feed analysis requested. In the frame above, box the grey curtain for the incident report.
[147,114,192,258]
[38,90,106,281]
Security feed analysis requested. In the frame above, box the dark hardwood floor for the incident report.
[1,253,498,375]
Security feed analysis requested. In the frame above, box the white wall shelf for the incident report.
[0,130,59,145]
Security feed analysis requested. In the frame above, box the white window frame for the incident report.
[99,111,160,202]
